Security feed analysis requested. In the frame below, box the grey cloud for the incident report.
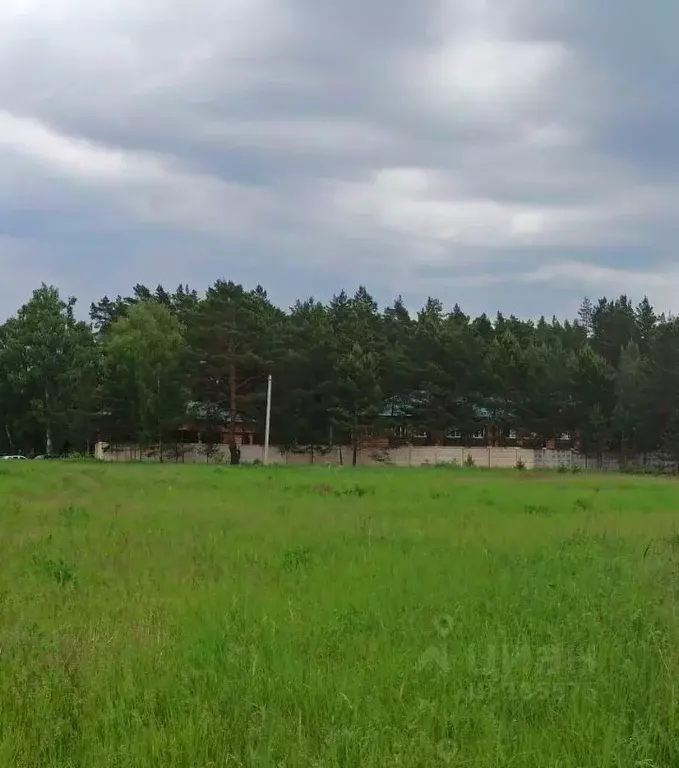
[0,0,678,320]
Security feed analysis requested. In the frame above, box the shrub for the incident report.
[525,504,554,516]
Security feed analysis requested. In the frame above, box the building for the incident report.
[179,401,257,446]
[373,392,576,450]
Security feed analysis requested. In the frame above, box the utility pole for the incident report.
[157,373,163,462]
[263,374,272,465]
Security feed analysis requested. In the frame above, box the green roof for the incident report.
[381,393,515,421]
[186,401,244,424]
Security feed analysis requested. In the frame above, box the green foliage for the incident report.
[102,301,188,448]
[0,279,674,460]
[0,285,97,455]
[188,281,281,457]
[325,289,384,465]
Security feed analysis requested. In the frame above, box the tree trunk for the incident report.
[45,387,53,455]
[229,443,241,465]
[352,415,358,466]
[228,363,238,464]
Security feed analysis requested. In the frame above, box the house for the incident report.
[179,401,257,445]
[375,392,574,449]
[93,401,258,449]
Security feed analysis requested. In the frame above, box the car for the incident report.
[1,455,27,460]
[34,454,62,460]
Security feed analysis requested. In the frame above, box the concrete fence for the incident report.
[94,441,663,471]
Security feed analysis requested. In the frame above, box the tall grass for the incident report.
[1,463,678,766]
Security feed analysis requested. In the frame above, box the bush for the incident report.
[369,450,391,464]
[515,458,526,471]
[464,454,476,467]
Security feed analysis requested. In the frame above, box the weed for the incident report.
[334,484,375,498]
[357,515,373,535]
[59,505,90,525]
[525,504,554,516]
[33,554,78,586]
[282,546,313,571]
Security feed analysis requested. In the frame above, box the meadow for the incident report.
[1,462,679,767]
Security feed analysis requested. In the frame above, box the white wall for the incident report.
[94,442,544,468]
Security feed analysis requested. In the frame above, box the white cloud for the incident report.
[0,111,151,182]
[425,36,567,104]
[323,165,636,251]
[528,261,679,291]
[520,260,679,317]
[0,111,273,238]
[521,121,580,147]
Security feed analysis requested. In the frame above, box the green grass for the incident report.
[1,463,679,766]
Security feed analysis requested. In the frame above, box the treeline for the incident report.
[0,281,675,461]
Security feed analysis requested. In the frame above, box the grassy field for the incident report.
[1,463,679,766]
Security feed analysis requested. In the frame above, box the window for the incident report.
[560,432,571,441]
[446,428,462,439]
[506,429,517,440]
[412,428,428,439]
[472,428,485,440]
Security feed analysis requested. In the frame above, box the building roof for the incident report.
[381,392,515,422]
[186,401,245,424]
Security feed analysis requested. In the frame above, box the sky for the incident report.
[1,0,677,322]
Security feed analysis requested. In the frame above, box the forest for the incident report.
[0,281,673,461]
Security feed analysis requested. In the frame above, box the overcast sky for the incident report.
[1,1,677,321]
